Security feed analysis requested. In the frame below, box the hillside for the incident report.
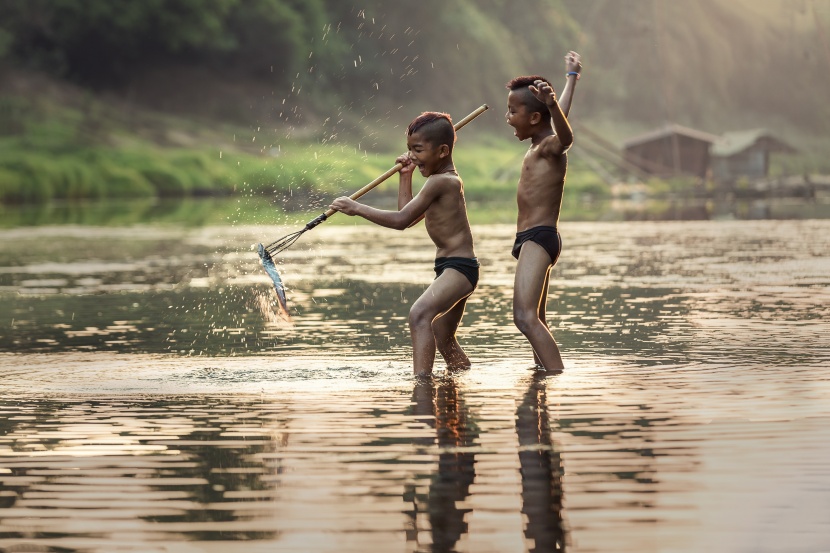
[1,0,829,203]
[3,1,827,131]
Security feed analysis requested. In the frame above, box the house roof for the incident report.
[711,129,797,157]
[623,124,720,149]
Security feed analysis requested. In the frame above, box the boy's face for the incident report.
[506,89,534,141]
[407,131,447,177]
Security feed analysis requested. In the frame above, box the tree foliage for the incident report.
[1,0,827,132]
[0,0,329,85]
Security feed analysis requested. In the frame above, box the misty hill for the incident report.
[1,0,828,157]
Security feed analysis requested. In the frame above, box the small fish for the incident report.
[257,243,288,314]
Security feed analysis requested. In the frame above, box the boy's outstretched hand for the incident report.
[330,196,359,216]
[529,79,557,108]
[565,50,582,75]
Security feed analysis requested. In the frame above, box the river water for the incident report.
[1,205,829,552]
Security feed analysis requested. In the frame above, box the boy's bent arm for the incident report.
[397,154,415,210]
[398,171,414,210]
[397,158,425,227]
[539,98,574,158]
[529,79,574,156]
[547,98,574,154]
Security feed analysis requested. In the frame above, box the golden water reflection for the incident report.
[4,360,827,552]
[1,220,830,551]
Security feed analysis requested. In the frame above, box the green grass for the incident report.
[5,84,826,210]
[0,89,623,206]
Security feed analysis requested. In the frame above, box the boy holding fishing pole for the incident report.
[505,51,581,372]
[330,112,478,376]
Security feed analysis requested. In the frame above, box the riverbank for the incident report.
[0,72,566,204]
[0,82,397,204]
[0,87,608,205]
[1,70,825,208]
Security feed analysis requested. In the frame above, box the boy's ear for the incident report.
[530,111,542,125]
[439,144,450,158]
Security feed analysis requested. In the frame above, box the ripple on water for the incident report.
[1,359,829,552]
[1,220,829,551]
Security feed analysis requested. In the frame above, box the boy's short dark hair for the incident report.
[407,112,456,152]
[506,75,551,122]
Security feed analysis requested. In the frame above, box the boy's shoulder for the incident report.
[423,171,462,192]
[531,133,569,162]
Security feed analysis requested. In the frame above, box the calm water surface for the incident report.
[1,214,829,552]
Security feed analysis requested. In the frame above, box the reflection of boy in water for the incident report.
[517,374,567,551]
[408,376,477,550]
[505,51,581,372]
[331,113,478,375]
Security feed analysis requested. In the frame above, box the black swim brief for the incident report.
[511,226,562,265]
[434,257,480,288]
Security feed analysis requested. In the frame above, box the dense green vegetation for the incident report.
[0,84,608,205]
[1,0,828,205]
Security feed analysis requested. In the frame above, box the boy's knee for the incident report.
[513,307,539,334]
[409,304,433,328]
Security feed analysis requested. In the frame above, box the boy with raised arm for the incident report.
[505,51,581,372]
[330,112,479,376]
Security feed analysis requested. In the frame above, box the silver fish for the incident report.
[257,243,288,314]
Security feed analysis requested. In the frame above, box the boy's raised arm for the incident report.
[558,50,582,117]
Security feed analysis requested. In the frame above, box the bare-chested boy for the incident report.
[330,112,478,376]
[505,51,581,372]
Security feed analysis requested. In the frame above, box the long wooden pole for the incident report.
[321,104,489,217]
